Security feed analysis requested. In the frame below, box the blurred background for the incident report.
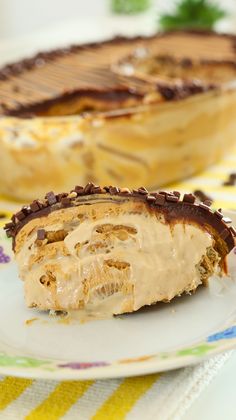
[0,0,235,66]
[0,0,236,38]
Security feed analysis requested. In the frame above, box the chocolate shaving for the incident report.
[138,187,148,195]
[193,190,213,204]
[91,185,102,194]
[57,193,68,201]
[46,191,57,205]
[61,197,71,206]
[84,182,94,194]
[15,211,26,221]
[109,186,120,195]
[155,194,166,205]
[74,186,84,195]
[37,229,46,240]
[146,195,156,203]
[30,201,41,212]
[222,173,236,186]
[5,221,14,229]
[215,209,223,219]
[183,193,195,204]
[166,194,179,202]
[173,191,181,198]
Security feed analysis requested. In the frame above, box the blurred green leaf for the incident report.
[159,0,226,30]
[111,0,151,14]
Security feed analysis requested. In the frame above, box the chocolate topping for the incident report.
[37,229,46,240]
[45,191,57,206]
[15,210,26,221]
[0,30,235,117]
[173,191,181,198]
[74,186,84,195]
[183,193,195,204]
[30,201,41,212]
[146,195,156,203]
[109,186,120,195]
[4,184,235,253]
[220,229,230,241]
[199,203,211,210]
[215,210,224,219]
[194,189,213,204]
[138,187,148,195]
[84,182,94,194]
[222,173,236,186]
[154,194,166,205]
[61,197,71,207]
[166,194,179,202]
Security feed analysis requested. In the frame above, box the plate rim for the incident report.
[0,339,234,380]
[0,210,235,380]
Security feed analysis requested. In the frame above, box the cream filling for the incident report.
[65,215,213,309]
[16,213,214,316]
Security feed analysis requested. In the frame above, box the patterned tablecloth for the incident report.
[1,145,236,420]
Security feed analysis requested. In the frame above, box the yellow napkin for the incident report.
[0,353,231,419]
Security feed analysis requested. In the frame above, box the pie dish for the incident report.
[5,184,236,316]
[1,30,236,200]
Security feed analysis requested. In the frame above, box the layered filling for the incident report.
[15,200,221,316]
[34,92,143,117]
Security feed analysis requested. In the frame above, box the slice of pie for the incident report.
[1,31,236,201]
[5,184,236,315]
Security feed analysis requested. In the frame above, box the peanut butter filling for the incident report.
[13,199,227,317]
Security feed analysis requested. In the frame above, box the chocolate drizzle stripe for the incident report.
[1,30,236,81]
[1,88,144,117]
[4,184,236,253]
[0,30,235,117]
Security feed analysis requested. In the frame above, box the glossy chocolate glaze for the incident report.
[5,183,236,252]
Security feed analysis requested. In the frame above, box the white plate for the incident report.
[0,211,236,380]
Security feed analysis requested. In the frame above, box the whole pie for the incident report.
[5,184,236,316]
[1,31,236,200]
